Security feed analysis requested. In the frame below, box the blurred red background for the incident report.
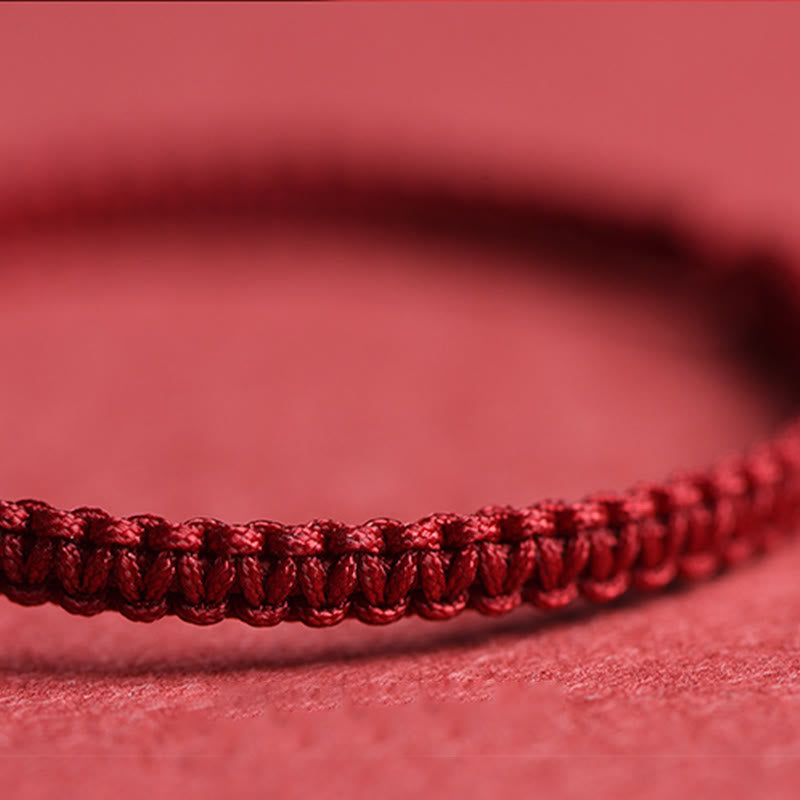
[1,3,799,798]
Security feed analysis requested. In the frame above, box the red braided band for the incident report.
[3,152,800,627]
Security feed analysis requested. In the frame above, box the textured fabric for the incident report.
[2,4,800,799]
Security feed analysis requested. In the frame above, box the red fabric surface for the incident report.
[2,4,800,798]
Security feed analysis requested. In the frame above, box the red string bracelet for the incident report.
[2,152,800,628]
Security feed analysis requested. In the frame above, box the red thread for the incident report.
[2,152,800,627]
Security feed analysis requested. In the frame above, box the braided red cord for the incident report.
[3,152,800,627]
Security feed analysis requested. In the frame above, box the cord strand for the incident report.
[2,152,800,626]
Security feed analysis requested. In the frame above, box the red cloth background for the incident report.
[2,4,800,798]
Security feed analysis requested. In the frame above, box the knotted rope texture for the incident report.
[2,152,800,626]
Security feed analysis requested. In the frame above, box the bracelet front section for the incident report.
[1,428,799,627]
